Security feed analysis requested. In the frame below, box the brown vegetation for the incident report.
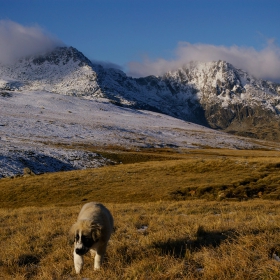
[1,148,280,279]
[1,200,280,279]
[1,148,280,207]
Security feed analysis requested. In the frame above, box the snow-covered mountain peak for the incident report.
[165,60,243,90]
[29,46,89,65]
[0,46,101,96]
[164,60,280,103]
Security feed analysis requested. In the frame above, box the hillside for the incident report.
[1,90,264,178]
[2,148,280,207]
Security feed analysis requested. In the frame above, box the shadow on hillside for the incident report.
[95,67,210,127]
[18,154,75,175]
[153,226,235,258]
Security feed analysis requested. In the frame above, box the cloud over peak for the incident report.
[128,41,280,82]
[0,20,63,64]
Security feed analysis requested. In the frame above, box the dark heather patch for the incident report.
[18,254,40,266]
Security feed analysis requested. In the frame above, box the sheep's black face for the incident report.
[74,233,94,256]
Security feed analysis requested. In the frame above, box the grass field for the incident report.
[1,148,280,279]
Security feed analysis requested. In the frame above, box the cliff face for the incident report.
[161,61,280,140]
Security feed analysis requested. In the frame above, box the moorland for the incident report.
[1,147,280,279]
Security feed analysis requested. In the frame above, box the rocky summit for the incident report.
[1,46,280,141]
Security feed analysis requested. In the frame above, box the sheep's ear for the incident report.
[91,223,102,242]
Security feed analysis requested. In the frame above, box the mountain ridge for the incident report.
[1,46,280,141]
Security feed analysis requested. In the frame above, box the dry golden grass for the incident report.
[1,200,280,279]
[1,148,280,279]
[1,148,280,207]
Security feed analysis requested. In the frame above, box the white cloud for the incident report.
[0,20,63,64]
[128,41,280,82]
[91,59,124,71]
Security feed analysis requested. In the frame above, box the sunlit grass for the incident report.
[1,148,280,279]
[1,148,280,207]
[1,200,280,279]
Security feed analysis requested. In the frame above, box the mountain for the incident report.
[164,62,280,140]
[1,46,280,141]
[93,60,280,141]
[2,46,280,177]
[0,47,101,97]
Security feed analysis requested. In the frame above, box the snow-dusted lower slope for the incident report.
[0,90,262,178]
[0,143,111,178]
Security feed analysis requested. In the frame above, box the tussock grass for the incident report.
[1,200,280,279]
[2,148,280,278]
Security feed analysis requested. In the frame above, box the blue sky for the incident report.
[0,0,280,79]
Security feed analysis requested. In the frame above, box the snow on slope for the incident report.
[92,64,202,122]
[0,90,262,178]
[1,47,280,130]
[93,60,280,132]
[164,60,280,109]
